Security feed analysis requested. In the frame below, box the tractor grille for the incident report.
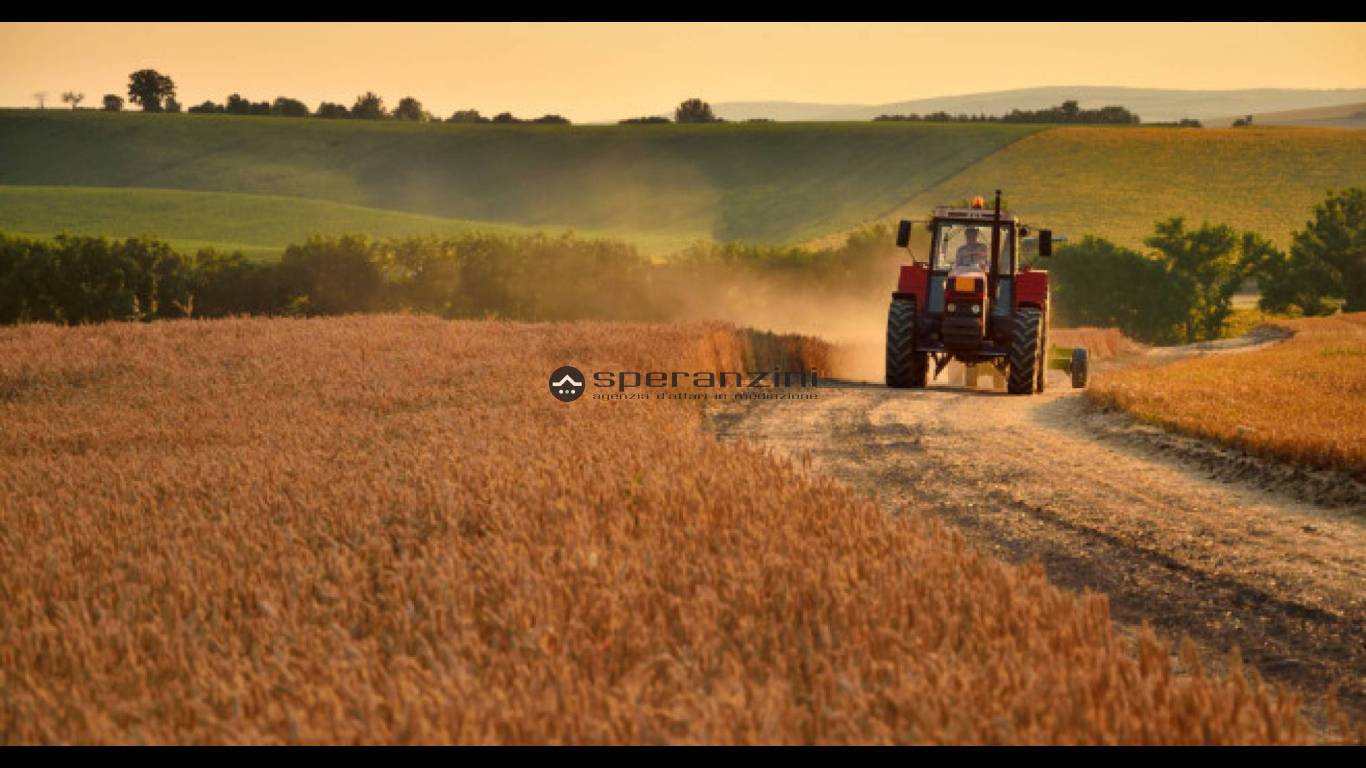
[941,316,983,348]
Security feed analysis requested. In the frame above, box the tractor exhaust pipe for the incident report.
[989,189,1002,300]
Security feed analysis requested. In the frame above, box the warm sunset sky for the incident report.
[2,22,1364,122]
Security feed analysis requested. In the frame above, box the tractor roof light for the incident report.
[971,196,985,209]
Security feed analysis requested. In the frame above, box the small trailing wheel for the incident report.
[1007,306,1042,395]
[1071,347,1090,388]
[886,298,929,388]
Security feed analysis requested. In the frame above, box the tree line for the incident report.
[1047,188,1363,343]
[875,100,1149,125]
[63,69,570,124]
[60,69,740,126]
[1,189,1358,337]
[0,226,897,326]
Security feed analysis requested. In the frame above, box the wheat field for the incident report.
[0,315,1308,743]
[1088,313,1366,475]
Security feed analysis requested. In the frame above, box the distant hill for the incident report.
[3,111,1360,260]
[0,110,1037,251]
[806,126,1366,252]
[714,86,1366,123]
[1204,101,1366,129]
[703,100,867,122]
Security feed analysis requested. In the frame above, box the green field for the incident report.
[3,111,1362,258]
[0,110,1039,251]
[890,126,1366,249]
[0,185,678,260]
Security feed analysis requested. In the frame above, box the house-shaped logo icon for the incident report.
[549,366,586,402]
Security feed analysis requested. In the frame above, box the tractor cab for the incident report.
[886,191,1085,394]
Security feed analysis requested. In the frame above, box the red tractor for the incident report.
[885,190,1087,394]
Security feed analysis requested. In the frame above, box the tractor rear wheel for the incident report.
[1007,306,1042,395]
[1036,302,1049,393]
[886,298,929,388]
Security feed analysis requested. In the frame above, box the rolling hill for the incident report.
[0,185,555,261]
[2,111,1362,260]
[716,86,1366,123]
[867,126,1366,250]
[0,110,1039,250]
[1204,102,1366,130]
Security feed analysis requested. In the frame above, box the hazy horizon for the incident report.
[2,22,1364,122]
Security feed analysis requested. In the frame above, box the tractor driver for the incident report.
[952,227,990,274]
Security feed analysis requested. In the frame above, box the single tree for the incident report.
[33,91,48,109]
[351,91,385,119]
[102,94,124,111]
[1145,218,1251,342]
[271,97,310,118]
[164,97,182,113]
[60,91,85,109]
[127,69,176,112]
[316,102,350,119]
[675,98,719,124]
[447,109,488,123]
[394,96,426,121]
[224,93,251,115]
[1257,188,1365,314]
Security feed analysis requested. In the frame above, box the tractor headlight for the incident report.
[946,302,957,313]
[971,304,981,315]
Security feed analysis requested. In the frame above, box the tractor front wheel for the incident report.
[1007,306,1042,395]
[886,298,929,388]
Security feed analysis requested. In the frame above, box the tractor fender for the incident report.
[895,264,929,307]
[1015,268,1048,312]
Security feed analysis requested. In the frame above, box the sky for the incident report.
[2,22,1364,122]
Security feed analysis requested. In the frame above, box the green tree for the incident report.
[351,91,385,119]
[1144,218,1251,342]
[1048,236,1186,343]
[224,93,251,115]
[1257,188,1365,315]
[190,249,285,316]
[393,96,426,121]
[271,97,310,117]
[127,69,176,112]
[0,233,49,323]
[675,98,719,123]
[277,235,383,315]
[102,94,123,111]
[315,102,349,119]
[447,109,488,123]
[61,91,85,109]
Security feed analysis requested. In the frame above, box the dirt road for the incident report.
[706,360,1366,726]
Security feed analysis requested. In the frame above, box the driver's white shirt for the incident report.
[951,243,989,274]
